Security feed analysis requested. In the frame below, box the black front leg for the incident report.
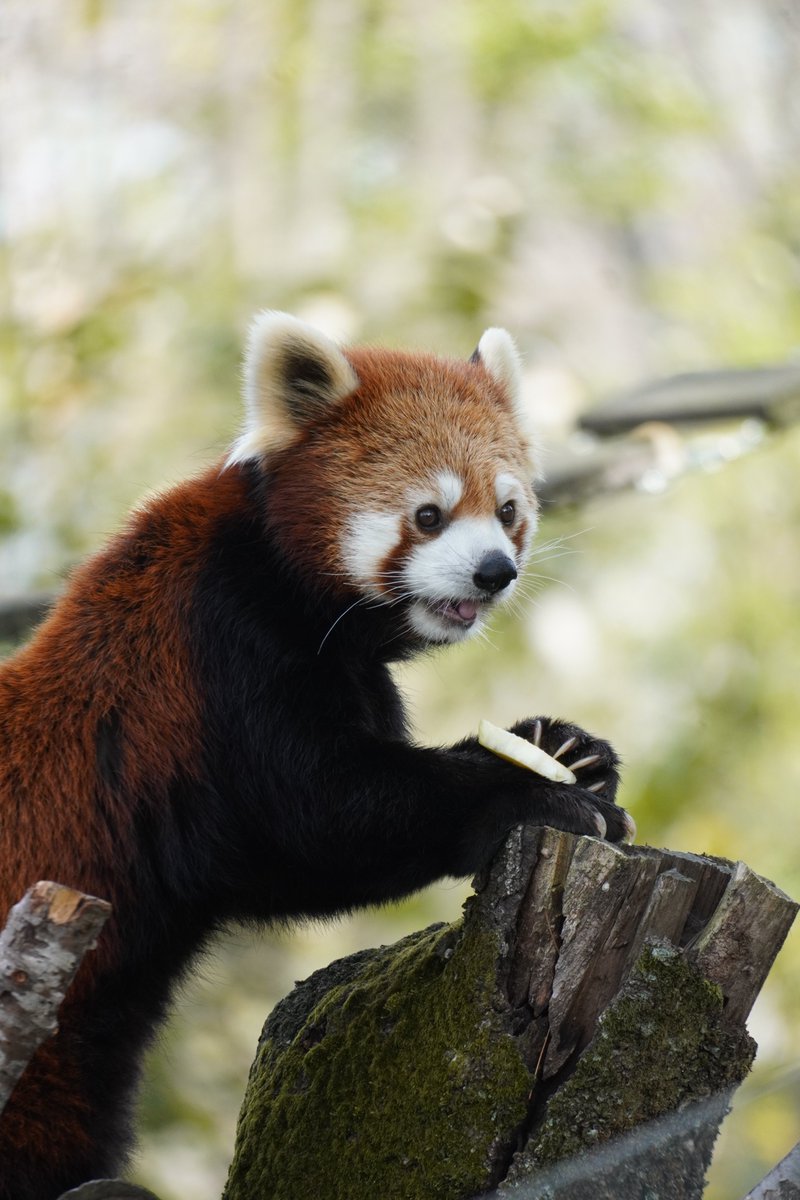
[258,722,631,918]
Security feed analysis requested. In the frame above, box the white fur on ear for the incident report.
[474,327,540,475]
[474,327,523,406]
[227,311,359,466]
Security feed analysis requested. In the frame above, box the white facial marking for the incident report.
[434,470,464,512]
[408,602,470,644]
[341,512,401,595]
[401,478,547,642]
[408,471,464,519]
[405,516,516,600]
[495,470,524,507]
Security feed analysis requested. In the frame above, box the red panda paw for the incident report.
[510,717,620,799]
[508,716,634,844]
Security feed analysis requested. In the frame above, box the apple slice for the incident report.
[478,719,577,785]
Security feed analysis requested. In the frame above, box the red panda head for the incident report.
[227,312,540,645]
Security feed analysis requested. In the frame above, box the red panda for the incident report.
[0,313,631,1198]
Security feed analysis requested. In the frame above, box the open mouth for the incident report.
[407,595,489,644]
[428,598,480,627]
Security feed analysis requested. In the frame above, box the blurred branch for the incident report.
[580,363,800,437]
[540,360,800,508]
[0,882,111,1115]
[538,429,682,508]
[742,1138,800,1199]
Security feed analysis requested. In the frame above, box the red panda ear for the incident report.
[227,312,359,464]
[472,327,540,476]
[470,327,523,408]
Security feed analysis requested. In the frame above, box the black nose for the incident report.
[473,551,517,595]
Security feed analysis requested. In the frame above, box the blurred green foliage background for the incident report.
[1,0,799,1196]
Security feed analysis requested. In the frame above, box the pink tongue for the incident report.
[456,600,478,622]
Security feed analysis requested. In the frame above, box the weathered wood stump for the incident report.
[223,828,797,1200]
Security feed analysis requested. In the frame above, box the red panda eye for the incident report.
[498,501,516,526]
[416,505,442,531]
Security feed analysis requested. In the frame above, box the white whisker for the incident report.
[317,596,371,655]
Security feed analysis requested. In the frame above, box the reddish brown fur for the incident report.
[0,480,214,916]
[0,468,252,1178]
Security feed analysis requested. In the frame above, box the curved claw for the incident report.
[622,811,637,843]
[586,779,606,793]
[569,753,601,772]
[553,735,578,760]
[532,719,543,747]
[592,811,607,838]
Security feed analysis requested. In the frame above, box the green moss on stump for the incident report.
[223,923,529,1200]
[500,944,756,1199]
[530,944,755,1166]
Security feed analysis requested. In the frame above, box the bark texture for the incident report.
[223,828,797,1200]
[0,881,111,1113]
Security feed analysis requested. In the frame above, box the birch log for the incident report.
[0,881,111,1113]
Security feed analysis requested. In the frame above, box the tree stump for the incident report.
[222,828,797,1200]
